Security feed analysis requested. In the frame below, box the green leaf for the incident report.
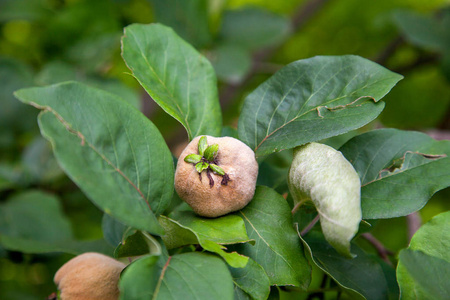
[339,129,450,219]
[121,23,222,140]
[229,257,271,300]
[398,250,450,300]
[288,143,361,258]
[231,186,311,287]
[198,136,208,156]
[397,211,450,300]
[149,0,212,48]
[119,252,234,300]
[210,163,225,175]
[184,154,202,164]
[0,57,37,135]
[15,82,174,236]
[204,143,219,161]
[238,55,403,157]
[159,212,251,268]
[210,44,251,83]
[220,7,290,51]
[300,231,398,300]
[195,162,209,173]
[393,10,448,52]
[102,213,128,247]
[0,190,112,255]
[114,231,161,258]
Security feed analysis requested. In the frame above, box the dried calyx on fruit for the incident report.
[53,252,126,300]
[175,135,258,218]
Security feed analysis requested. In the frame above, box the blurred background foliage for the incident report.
[0,0,449,299]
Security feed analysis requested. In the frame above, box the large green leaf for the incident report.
[219,7,290,51]
[339,129,450,219]
[237,55,403,157]
[121,23,222,140]
[149,0,212,48]
[15,82,174,235]
[397,211,450,299]
[229,257,271,300]
[300,231,398,300]
[231,186,311,287]
[0,190,112,255]
[159,212,251,268]
[119,252,234,300]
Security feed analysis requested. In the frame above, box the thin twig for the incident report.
[406,212,422,242]
[301,214,320,236]
[373,36,404,65]
[361,233,394,265]
[291,199,309,215]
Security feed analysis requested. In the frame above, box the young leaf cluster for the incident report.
[184,136,226,178]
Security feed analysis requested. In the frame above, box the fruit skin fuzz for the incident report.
[54,252,126,300]
[175,135,258,218]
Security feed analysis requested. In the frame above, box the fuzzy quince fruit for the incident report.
[175,135,258,217]
[54,252,126,300]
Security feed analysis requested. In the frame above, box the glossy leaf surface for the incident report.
[122,23,222,140]
[119,252,234,300]
[340,129,450,219]
[238,55,402,157]
[232,186,311,287]
[15,82,174,235]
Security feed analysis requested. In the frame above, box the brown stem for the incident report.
[406,212,422,242]
[373,36,404,65]
[301,214,320,236]
[361,233,394,265]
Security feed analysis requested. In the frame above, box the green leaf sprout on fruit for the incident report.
[184,136,230,187]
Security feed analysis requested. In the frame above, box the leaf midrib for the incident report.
[36,104,152,210]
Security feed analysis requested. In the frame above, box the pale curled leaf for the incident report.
[288,143,361,257]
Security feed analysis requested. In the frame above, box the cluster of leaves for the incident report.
[3,21,448,300]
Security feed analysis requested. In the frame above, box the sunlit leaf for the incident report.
[238,55,402,157]
[119,252,234,300]
[122,23,222,140]
[231,186,311,287]
[15,82,174,235]
[397,211,450,299]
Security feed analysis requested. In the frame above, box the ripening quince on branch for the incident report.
[175,135,258,218]
[54,252,126,300]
